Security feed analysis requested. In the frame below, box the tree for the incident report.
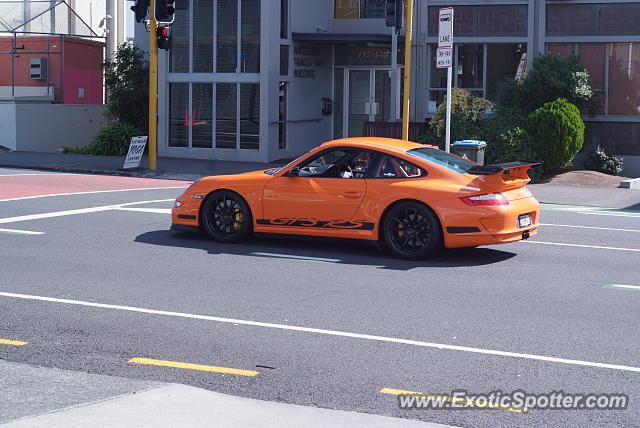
[429,88,492,147]
[101,43,149,130]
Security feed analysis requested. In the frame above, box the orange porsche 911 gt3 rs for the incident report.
[171,138,541,259]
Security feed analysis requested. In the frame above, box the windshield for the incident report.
[407,147,476,174]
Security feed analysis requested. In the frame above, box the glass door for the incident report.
[347,69,372,137]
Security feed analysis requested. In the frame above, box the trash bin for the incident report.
[451,140,487,165]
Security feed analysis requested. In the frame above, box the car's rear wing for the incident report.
[468,161,543,192]
[468,161,543,176]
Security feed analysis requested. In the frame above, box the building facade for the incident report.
[148,0,640,173]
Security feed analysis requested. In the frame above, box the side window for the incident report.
[298,149,351,178]
[371,154,425,179]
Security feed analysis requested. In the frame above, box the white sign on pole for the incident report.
[436,47,453,68]
[438,7,453,48]
[123,136,148,169]
[437,7,454,153]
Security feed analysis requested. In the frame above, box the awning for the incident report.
[292,32,403,44]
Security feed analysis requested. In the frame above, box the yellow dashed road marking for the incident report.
[128,357,259,377]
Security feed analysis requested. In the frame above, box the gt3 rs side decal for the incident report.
[256,218,375,231]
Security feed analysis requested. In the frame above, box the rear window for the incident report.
[407,147,476,174]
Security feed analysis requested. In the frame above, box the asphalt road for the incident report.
[1,168,639,427]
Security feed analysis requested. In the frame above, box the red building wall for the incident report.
[0,36,104,104]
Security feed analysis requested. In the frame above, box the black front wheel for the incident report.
[201,190,253,243]
[382,201,442,260]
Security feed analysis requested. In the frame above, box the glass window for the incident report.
[407,148,476,174]
[216,83,237,148]
[608,43,640,116]
[601,4,640,36]
[241,0,260,73]
[240,84,260,150]
[217,0,238,73]
[299,149,351,177]
[456,45,483,89]
[428,6,527,37]
[279,82,287,150]
[547,43,575,57]
[360,0,385,18]
[335,0,360,19]
[280,0,288,39]
[486,44,526,99]
[371,154,424,179]
[193,0,213,73]
[169,83,189,147]
[169,0,190,73]
[280,45,289,76]
[547,3,640,36]
[192,84,213,148]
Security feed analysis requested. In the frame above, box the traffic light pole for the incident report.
[401,0,414,141]
[148,1,158,170]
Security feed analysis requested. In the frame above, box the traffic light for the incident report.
[385,0,403,29]
[155,0,176,23]
[157,24,172,50]
[130,0,149,23]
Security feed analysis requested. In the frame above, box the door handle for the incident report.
[340,191,362,199]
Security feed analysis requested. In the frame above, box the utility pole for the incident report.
[148,1,158,170]
[401,0,414,141]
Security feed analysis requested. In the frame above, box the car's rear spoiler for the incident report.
[468,161,543,192]
[468,161,543,176]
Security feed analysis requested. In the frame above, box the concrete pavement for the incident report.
[0,361,444,428]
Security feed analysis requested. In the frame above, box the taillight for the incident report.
[460,193,509,206]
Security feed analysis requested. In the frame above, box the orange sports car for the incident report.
[171,138,540,259]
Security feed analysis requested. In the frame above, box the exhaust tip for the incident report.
[522,231,530,240]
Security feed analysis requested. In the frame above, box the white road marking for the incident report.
[0,173,77,177]
[0,228,44,235]
[0,186,188,203]
[577,211,640,218]
[539,223,640,233]
[0,291,639,374]
[115,207,172,214]
[605,284,640,291]
[523,241,640,252]
[251,252,341,263]
[0,199,176,225]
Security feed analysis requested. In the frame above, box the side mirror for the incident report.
[286,166,300,176]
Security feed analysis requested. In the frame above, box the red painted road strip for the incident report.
[0,174,191,200]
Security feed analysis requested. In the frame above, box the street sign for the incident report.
[438,7,454,48]
[123,136,148,169]
[436,47,453,68]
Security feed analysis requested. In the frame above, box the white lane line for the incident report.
[539,223,640,233]
[251,252,341,263]
[115,207,172,214]
[522,241,640,253]
[0,173,77,177]
[577,211,640,218]
[604,284,640,291]
[0,291,639,374]
[0,186,188,203]
[0,200,176,225]
[0,228,44,236]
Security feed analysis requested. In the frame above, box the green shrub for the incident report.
[526,98,585,171]
[496,54,595,115]
[583,145,624,176]
[66,124,142,156]
[429,88,492,148]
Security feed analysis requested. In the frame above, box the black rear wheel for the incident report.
[382,201,442,260]
[201,190,253,243]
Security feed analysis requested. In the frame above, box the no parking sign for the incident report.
[123,136,148,169]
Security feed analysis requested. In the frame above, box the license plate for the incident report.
[518,213,532,228]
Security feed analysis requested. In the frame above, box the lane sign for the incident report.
[436,47,453,68]
[438,7,454,48]
[123,136,148,169]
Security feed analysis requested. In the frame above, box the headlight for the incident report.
[174,201,182,207]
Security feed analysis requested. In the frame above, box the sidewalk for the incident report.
[0,361,448,428]
[1,151,638,210]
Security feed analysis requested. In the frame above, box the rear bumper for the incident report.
[441,195,540,248]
